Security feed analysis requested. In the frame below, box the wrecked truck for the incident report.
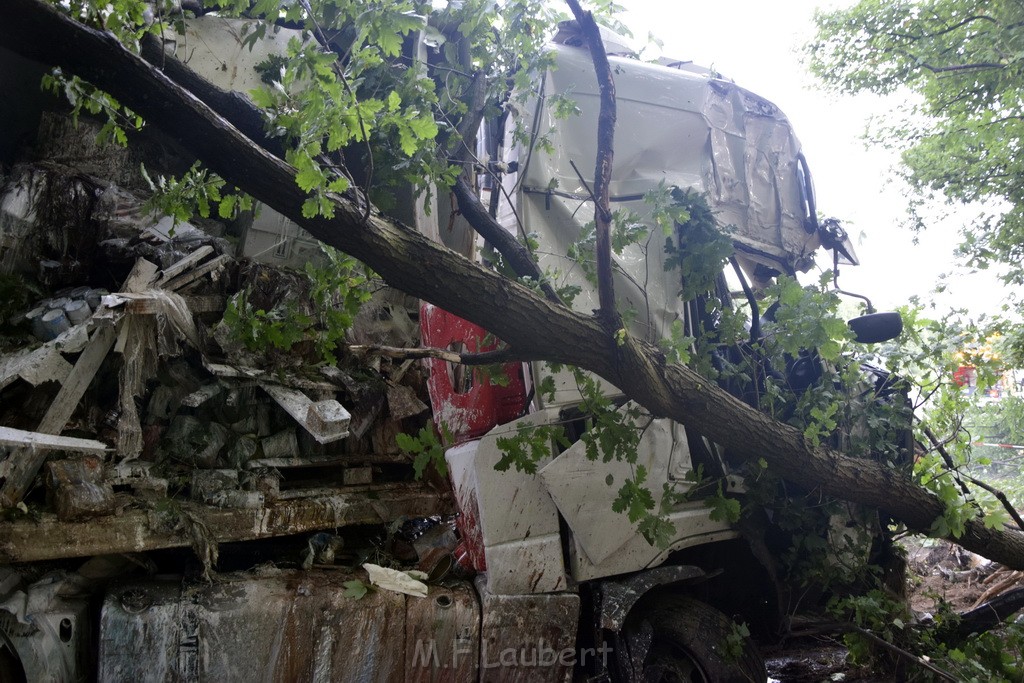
[0,13,907,683]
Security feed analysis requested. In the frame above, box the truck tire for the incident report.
[630,595,766,683]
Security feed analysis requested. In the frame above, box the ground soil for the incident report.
[764,538,1010,682]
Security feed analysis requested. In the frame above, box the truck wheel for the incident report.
[629,596,766,683]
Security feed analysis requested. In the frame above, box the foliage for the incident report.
[662,188,733,301]
[142,162,253,224]
[342,578,371,599]
[494,423,569,475]
[222,293,311,354]
[395,424,447,479]
[830,587,1024,681]
[807,0,1024,297]
[221,244,372,363]
[880,307,1024,536]
[41,70,143,147]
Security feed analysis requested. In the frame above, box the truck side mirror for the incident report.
[848,311,903,344]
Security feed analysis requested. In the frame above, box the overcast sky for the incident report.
[618,0,1007,319]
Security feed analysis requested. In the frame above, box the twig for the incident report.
[922,424,1024,533]
[787,621,957,681]
[922,424,974,499]
[961,473,1024,534]
[347,344,522,365]
[568,159,600,211]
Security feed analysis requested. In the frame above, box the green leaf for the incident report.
[301,197,320,218]
[342,579,369,600]
[296,165,323,192]
[218,194,237,219]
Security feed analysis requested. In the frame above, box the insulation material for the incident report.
[108,290,199,459]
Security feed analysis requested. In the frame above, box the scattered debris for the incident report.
[362,562,429,598]
[0,106,448,578]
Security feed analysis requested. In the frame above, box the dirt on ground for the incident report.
[765,538,1016,682]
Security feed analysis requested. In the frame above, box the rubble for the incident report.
[0,107,452,576]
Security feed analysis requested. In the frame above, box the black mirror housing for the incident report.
[848,311,903,344]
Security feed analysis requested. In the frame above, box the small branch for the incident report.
[962,473,1024,534]
[347,344,522,365]
[565,0,617,326]
[922,424,974,499]
[787,621,957,682]
[568,159,600,208]
[922,424,1024,533]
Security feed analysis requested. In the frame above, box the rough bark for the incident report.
[565,1,617,324]
[450,176,562,304]
[4,0,1024,569]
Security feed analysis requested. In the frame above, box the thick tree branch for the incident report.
[451,177,562,303]
[7,0,1024,570]
[565,0,617,326]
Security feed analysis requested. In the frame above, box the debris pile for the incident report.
[0,110,452,567]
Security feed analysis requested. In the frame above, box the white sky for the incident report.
[618,0,1008,319]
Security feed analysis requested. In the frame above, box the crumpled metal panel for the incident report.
[445,409,569,595]
[0,570,91,683]
[538,407,738,581]
[515,44,818,407]
[165,17,305,96]
[98,570,407,682]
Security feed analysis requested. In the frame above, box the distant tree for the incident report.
[808,1,1024,312]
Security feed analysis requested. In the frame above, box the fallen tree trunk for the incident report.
[4,0,1024,568]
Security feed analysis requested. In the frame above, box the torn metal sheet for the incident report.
[598,565,707,632]
[0,571,91,682]
[539,406,737,581]
[0,343,72,390]
[0,318,91,391]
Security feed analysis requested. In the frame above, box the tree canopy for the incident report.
[808,0,1024,311]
